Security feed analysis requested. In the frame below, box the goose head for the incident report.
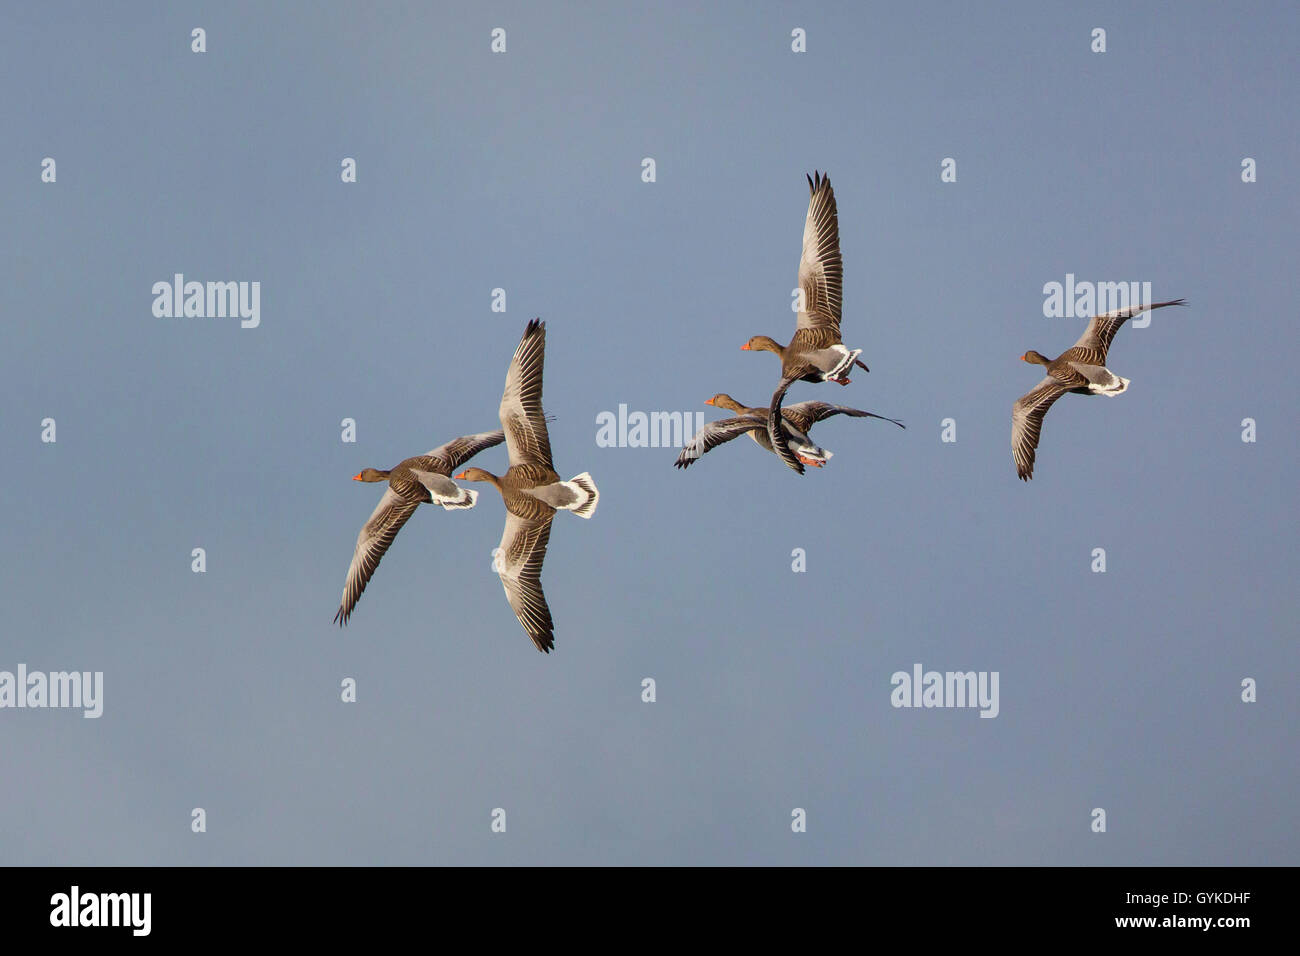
[352,468,391,482]
[741,335,783,355]
[705,393,744,413]
[1021,350,1052,367]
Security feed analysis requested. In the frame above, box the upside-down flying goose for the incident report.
[674,393,903,469]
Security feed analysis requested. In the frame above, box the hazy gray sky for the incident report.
[1,1,1296,865]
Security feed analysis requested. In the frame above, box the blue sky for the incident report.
[1,1,1296,864]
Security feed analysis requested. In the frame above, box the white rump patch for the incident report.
[412,470,477,509]
[821,346,862,380]
[437,487,477,509]
[789,438,832,463]
[1069,362,1130,395]
[563,472,599,519]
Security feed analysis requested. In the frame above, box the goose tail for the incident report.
[438,487,478,510]
[564,473,599,518]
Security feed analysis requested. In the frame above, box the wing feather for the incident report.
[335,488,420,625]
[674,416,766,469]
[496,510,555,652]
[1071,299,1186,357]
[795,171,843,334]
[499,319,553,469]
[1012,377,1070,481]
[781,401,905,432]
[427,429,506,471]
[767,376,806,474]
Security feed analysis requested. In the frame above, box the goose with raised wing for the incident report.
[456,319,598,653]
[740,172,875,474]
[334,429,505,625]
[674,393,903,470]
[742,171,867,387]
[1012,299,1186,481]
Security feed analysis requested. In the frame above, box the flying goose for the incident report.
[674,393,903,469]
[334,429,505,625]
[742,172,867,385]
[740,172,872,474]
[1012,299,1186,480]
[456,319,598,653]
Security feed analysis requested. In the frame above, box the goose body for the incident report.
[675,393,903,470]
[457,319,598,653]
[1012,299,1185,480]
[334,429,505,625]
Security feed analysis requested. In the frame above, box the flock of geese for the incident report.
[675,171,1184,480]
[334,170,1183,651]
[335,319,597,652]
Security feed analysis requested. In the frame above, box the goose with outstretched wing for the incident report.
[457,319,599,653]
[334,429,504,625]
[675,392,902,470]
[739,173,876,474]
[1013,299,1186,480]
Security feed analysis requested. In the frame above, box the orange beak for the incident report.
[740,343,751,351]
[453,471,467,480]
[351,473,363,481]
[704,398,715,406]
